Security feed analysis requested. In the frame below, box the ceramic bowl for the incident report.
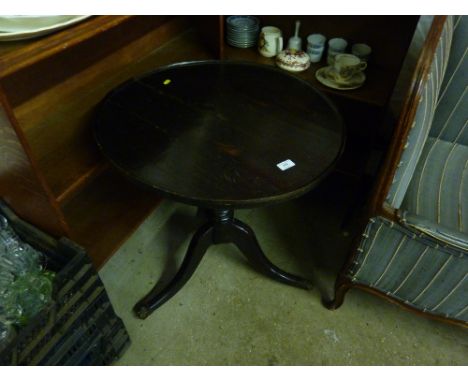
[275,49,311,72]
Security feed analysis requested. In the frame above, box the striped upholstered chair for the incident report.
[325,15,467,327]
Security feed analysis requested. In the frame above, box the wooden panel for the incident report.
[56,162,108,205]
[62,168,162,269]
[0,96,68,237]
[11,16,212,202]
[0,16,173,106]
[191,15,224,58]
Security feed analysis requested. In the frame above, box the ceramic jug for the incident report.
[258,26,283,57]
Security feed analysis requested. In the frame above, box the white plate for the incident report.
[227,41,256,48]
[227,37,257,43]
[0,15,91,41]
[226,29,258,34]
[228,43,256,48]
[226,16,259,29]
[227,26,259,33]
[315,66,366,90]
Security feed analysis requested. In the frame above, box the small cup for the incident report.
[329,53,367,83]
[306,34,326,63]
[258,26,283,57]
[352,43,372,62]
[327,37,348,65]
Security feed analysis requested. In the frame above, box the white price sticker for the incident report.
[277,159,295,171]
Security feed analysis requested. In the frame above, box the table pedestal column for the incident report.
[134,208,312,319]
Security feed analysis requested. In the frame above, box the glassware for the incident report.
[0,223,43,276]
[0,268,14,291]
[1,272,54,326]
[0,320,16,351]
[0,213,55,327]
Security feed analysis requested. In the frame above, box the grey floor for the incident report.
[99,174,468,365]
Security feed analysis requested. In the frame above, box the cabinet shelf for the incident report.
[222,44,393,108]
[220,15,418,110]
[0,16,215,267]
[56,162,108,206]
[16,26,214,203]
[62,168,162,268]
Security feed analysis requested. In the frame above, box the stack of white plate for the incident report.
[225,16,260,48]
[0,15,90,41]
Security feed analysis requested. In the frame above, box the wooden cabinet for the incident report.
[219,16,419,177]
[0,15,418,268]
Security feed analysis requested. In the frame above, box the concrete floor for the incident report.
[99,174,468,365]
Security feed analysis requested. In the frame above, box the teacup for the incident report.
[258,26,283,57]
[328,53,367,83]
[352,43,372,62]
[327,37,347,65]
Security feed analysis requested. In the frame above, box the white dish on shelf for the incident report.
[0,15,91,41]
[226,16,259,30]
[315,66,366,90]
[276,49,311,72]
[225,15,259,49]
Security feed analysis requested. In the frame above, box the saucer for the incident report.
[315,66,366,90]
[226,16,260,30]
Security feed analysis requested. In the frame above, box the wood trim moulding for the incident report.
[56,162,109,206]
[0,88,70,237]
[368,16,447,216]
[219,16,225,59]
[351,282,468,329]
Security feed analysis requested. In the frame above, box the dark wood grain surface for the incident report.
[94,60,345,208]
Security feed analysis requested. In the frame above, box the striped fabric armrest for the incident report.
[399,211,468,251]
[385,16,454,209]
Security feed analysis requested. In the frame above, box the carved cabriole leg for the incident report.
[322,278,352,310]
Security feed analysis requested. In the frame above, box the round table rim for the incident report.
[94,59,347,209]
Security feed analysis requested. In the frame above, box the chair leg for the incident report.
[322,279,351,310]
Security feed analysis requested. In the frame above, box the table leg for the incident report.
[133,222,214,319]
[229,219,312,290]
[134,208,312,319]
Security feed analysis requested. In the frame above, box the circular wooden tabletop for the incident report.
[94,60,345,208]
